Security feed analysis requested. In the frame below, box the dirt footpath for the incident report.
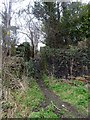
[36,78,87,118]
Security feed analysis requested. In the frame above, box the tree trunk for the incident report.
[31,44,34,58]
[31,31,35,58]
[70,58,74,79]
[57,3,60,21]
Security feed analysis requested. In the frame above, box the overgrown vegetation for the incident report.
[2,78,44,118]
[1,0,90,118]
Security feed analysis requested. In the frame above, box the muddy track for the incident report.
[35,78,87,118]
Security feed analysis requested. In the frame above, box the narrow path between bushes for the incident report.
[35,78,86,118]
[34,58,87,118]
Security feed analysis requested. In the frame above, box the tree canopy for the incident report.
[33,2,90,48]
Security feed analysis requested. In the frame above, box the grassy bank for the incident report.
[3,78,60,118]
[11,78,45,117]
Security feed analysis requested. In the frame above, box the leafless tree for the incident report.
[17,2,41,58]
[1,0,20,58]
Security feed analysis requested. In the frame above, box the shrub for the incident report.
[25,59,35,77]
[40,46,90,78]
